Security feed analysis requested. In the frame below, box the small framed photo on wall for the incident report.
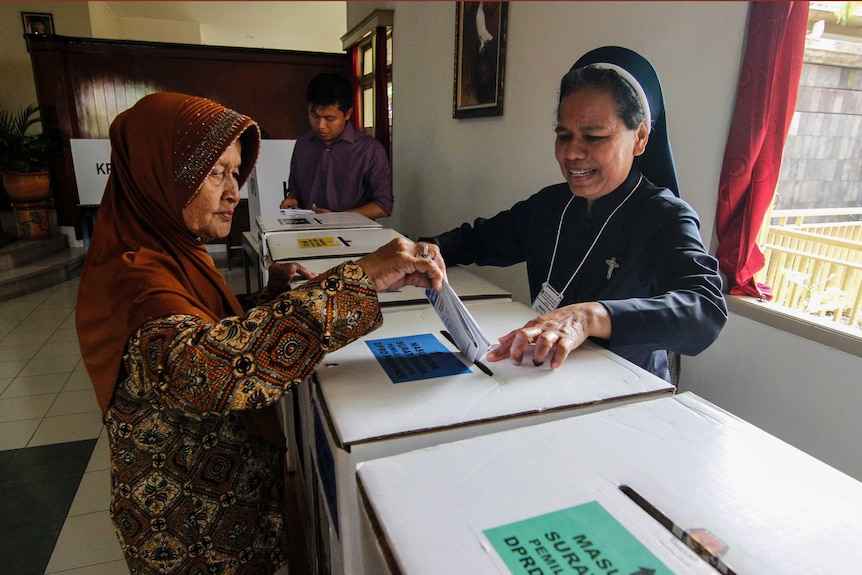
[453,1,508,119]
[22,12,55,35]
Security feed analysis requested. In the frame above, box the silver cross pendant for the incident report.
[605,257,620,279]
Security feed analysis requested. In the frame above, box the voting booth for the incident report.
[290,299,675,574]
[246,139,296,224]
[356,392,862,574]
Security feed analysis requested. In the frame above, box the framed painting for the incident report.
[453,2,508,119]
[22,12,54,35]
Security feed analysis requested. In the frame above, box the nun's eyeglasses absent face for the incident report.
[554,86,648,205]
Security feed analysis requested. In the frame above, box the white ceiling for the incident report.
[99,1,347,52]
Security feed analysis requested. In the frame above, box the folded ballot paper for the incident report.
[425,282,492,362]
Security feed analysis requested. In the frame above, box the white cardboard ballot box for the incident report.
[265,227,404,265]
[256,212,382,264]
[295,300,675,575]
[259,227,404,286]
[290,260,512,310]
[256,212,381,236]
[356,392,862,574]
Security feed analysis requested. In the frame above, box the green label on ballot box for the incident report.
[485,501,675,575]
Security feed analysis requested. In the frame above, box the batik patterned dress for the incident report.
[104,263,381,575]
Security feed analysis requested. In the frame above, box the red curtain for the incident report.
[348,45,361,129]
[715,2,809,297]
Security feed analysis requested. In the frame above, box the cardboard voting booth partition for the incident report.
[246,139,296,225]
[291,300,674,575]
[70,139,112,205]
[356,392,862,574]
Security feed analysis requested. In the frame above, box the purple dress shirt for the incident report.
[286,122,393,215]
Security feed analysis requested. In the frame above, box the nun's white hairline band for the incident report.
[588,62,652,132]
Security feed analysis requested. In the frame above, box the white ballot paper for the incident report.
[278,208,315,215]
[425,282,492,362]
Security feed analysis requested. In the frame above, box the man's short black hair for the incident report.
[307,73,353,113]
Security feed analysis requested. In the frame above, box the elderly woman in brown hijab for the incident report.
[76,92,444,575]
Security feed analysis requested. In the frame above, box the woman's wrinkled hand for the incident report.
[267,262,316,294]
[485,302,611,369]
[357,238,447,293]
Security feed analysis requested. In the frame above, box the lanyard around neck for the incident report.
[544,174,643,297]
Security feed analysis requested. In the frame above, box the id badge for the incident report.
[532,282,563,314]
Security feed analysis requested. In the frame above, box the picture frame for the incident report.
[453,2,508,119]
[21,12,54,35]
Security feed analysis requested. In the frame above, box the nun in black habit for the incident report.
[426,46,727,382]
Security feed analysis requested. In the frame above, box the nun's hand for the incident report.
[485,302,611,369]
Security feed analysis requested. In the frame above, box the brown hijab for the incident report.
[76,92,263,422]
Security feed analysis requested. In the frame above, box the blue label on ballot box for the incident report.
[485,501,676,575]
[366,333,470,383]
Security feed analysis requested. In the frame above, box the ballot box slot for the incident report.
[440,329,494,376]
[619,484,737,575]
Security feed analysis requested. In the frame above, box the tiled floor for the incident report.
[0,251,251,575]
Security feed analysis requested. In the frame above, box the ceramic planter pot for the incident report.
[2,171,53,239]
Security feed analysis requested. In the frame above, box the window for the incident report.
[718,1,862,358]
[342,10,393,158]
[754,2,862,334]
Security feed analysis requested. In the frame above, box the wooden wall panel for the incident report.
[26,34,348,228]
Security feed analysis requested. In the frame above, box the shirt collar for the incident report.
[579,168,643,219]
[309,121,358,146]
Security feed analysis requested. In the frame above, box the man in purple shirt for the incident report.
[279,73,393,219]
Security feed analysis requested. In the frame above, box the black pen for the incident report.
[619,484,738,575]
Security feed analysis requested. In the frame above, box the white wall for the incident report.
[685,312,862,479]
[0,2,91,111]
[388,1,748,304]
[354,1,862,481]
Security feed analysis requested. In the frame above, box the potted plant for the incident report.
[0,104,62,239]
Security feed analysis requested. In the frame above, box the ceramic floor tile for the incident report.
[0,308,30,323]
[0,358,29,379]
[0,294,51,313]
[1,372,67,398]
[48,560,132,575]
[68,468,111,516]
[0,320,19,339]
[85,432,110,473]
[58,313,79,330]
[1,328,54,346]
[16,314,67,333]
[35,338,84,358]
[48,327,80,344]
[0,393,57,422]
[64,370,94,392]
[19,354,81,377]
[0,418,40,450]
[45,511,125,573]
[46,388,99,417]
[28,411,104,447]
[3,342,42,362]
[26,305,71,318]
